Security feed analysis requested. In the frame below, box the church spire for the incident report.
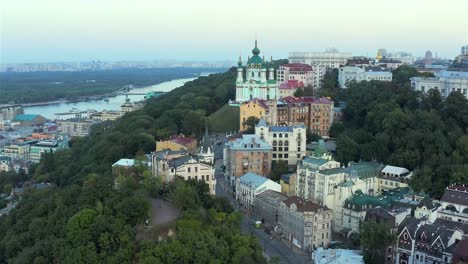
[202,120,211,152]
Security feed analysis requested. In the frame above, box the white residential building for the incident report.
[438,184,468,224]
[289,49,352,70]
[255,119,306,166]
[338,66,393,88]
[169,156,216,195]
[410,70,468,99]
[235,172,281,212]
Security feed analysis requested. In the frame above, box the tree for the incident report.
[336,135,359,165]
[293,87,304,97]
[2,183,13,195]
[306,128,321,143]
[243,116,260,134]
[360,222,397,264]
[269,160,289,182]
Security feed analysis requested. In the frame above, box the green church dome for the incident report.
[252,40,260,55]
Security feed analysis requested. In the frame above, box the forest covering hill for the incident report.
[330,66,468,196]
[0,63,466,262]
[0,68,270,263]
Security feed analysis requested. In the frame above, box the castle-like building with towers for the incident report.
[234,41,279,102]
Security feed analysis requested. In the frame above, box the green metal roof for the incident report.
[303,157,329,167]
[247,55,264,67]
[319,167,347,175]
[14,114,40,121]
[337,180,355,187]
[346,161,382,179]
[313,139,328,157]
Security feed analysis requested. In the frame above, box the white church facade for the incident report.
[235,41,279,102]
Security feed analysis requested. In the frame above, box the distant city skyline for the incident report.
[1,0,467,63]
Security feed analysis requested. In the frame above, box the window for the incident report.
[273,133,277,138]
[273,154,277,158]
[278,154,283,158]
[284,154,288,158]
[188,167,191,173]
[195,167,198,172]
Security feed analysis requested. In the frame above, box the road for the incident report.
[212,136,310,264]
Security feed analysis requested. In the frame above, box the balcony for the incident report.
[439,209,468,219]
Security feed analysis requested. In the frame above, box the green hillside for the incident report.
[208,104,240,133]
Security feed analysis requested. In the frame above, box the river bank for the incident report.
[23,78,196,119]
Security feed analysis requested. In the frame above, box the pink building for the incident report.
[277,63,314,87]
[279,80,303,98]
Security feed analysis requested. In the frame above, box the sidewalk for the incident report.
[280,237,308,256]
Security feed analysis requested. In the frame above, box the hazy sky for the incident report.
[1,0,467,63]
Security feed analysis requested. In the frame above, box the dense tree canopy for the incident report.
[0,66,274,263]
[332,66,468,195]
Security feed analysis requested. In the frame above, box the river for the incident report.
[23,77,196,120]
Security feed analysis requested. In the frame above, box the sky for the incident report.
[1,0,468,63]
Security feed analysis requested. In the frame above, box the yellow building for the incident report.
[239,99,277,131]
[280,173,296,196]
[155,141,187,152]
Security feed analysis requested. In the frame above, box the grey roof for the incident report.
[153,149,189,159]
[225,134,272,151]
[398,217,423,237]
[255,189,288,204]
[280,173,293,184]
[169,155,194,168]
[257,119,268,127]
[239,172,270,189]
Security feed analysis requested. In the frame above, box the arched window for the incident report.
[285,134,288,138]
[279,134,283,138]
[273,133,277,138]
[273,141,277,146]
[279,141,283,146]
[284,141,289,146]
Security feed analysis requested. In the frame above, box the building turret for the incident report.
[268,56,275,80]
[237,56,243,83]
[260,68,267,82]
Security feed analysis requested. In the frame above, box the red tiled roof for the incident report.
[282,63,313,72]
[279,80,304,89]
[171,136,197,146]
[281,96,333,105]
[241,98,270,109]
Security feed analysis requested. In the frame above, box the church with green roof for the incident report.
[235,41,279,102]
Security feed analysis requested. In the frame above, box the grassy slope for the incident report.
[208,104,239,133]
